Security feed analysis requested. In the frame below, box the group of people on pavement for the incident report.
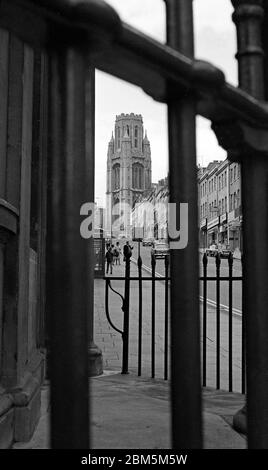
[105,240,133,274]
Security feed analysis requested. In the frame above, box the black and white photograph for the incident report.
[0,0,267,462]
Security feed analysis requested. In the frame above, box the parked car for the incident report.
[206,243,233,258]
[151,241,170,259]
[218,244,233,259]
[142,238,154,246]
[205,244,218,257]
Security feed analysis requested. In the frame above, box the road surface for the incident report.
[99,245,244,393]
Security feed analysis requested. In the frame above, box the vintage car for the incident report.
[142,238,154,246]
[218,244,233,258]
[206,243,232,258]
[151,241,170,259]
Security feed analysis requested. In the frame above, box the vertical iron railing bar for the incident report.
[138,255,143,376]
[228,252,233,392]
[216,252,221,390]
[202,253,208,387]
[122,257,130,374]
[151,254,156,379]
[241,254,246,395]
[48,43,89,448]
[164,254,169,380]
[232,0,268,448]
[165,0,202,449]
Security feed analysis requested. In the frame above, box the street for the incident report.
[95,243,244,393]
[131,242,242,315]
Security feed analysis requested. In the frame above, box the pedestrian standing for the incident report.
[123,240,133,262]
[111,244,116,265]
[105,246,113,274]
[114,241,121,265]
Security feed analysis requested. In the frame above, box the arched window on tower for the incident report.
[117,127,121,149]
[132,163,144,190]
[134,126,138,148]
[113,164,120,190]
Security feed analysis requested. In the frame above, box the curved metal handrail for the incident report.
[105,279,124,336]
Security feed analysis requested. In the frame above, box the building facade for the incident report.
[132,158,242,255]
[106,114,152,238]
[132,177,168,241]
[198,159,242,253]
[0,35,47,447]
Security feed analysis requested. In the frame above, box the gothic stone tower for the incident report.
[106,113,152,237]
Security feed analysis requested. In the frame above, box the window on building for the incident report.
[234,191,236,208]
[230,194,233,211]
[134,126,138,148]
[219,200,221,214]
[237,189,240,206]
[225,196,227,212]
[117,127,121,149]
[230,168,233,183]
[214,177,216,190]
[219,176,221,191]
[113,164,120,190]
[234,165,236,180]
[224,171,227,186]
[132,163,144,189]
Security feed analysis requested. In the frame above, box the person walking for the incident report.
[114,241,121,265]
[123,240,133,262]
[105,246,113,274]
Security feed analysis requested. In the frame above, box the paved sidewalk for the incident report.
[13,373,246,449]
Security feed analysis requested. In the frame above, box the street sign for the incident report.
[132,226,144,241]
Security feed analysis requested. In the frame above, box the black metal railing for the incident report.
[104,256,170,378]
[200,252,244,394]
[104,252,244,393]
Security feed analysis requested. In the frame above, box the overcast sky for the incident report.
[95,0,238,205]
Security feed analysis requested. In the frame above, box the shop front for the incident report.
[228,209,242,251]
[207,217,219,247]
[199,218,207,249]
[219,213,228,245]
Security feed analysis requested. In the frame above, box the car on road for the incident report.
[151,241,170,259]
[205,244,218,257]
[218,244,233,259]
[205,243,233,258]
[142,238,154,246]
